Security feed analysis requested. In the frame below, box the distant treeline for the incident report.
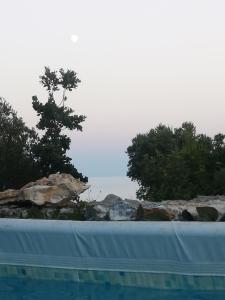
[127,122,225,201]
[0,67,87,191]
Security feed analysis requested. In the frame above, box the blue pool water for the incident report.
[1,277,225,300]
[0,266,225,300]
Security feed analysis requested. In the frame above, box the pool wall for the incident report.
[0,219,224,277]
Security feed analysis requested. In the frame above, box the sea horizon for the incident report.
[80,176,139,202]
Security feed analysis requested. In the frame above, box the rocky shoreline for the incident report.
[0,173,225,221]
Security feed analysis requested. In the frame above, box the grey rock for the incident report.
[219,214,225,222]
[2,178,225,222]
[93,194,141,220]
[99,194,123,207]
[196,206,219,221]
[181,209,195,221]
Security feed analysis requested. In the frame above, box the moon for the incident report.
[70,34,79,43]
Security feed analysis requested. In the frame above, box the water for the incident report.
[1,266,225,300]
[80,176,139,201]
[0,277,225,300]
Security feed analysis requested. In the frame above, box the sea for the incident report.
[80,176,139,202]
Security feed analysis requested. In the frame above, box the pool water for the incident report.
[0,266,225,300]
[1,277,225,300]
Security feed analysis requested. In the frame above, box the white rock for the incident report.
[18,173,89,206]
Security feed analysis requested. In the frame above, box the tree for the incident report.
[127,122,225,201]
[127,124,177,201]
[32,67,87,182]
[0,97,39,190]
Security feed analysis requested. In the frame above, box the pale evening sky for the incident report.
[0,0,225,177]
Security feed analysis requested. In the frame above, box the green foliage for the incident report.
[0,67,87,191]
[0,98,39,190]
[127,122,225,201]
[32,67,87,182]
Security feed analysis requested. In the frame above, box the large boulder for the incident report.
[196,206,219,221]
[136,206,175,221]
[181,209,195,221]
[21,177,50,189]
[48,174,88,195]
[99,194,123,207]
[19,185,73,206]
[93,194,140,221]
[0,189,19,205]
[18,173,89,206]
[2,179,225,221]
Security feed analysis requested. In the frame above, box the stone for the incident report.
[21,177,50,189]
[99,194,123,207]
[2,178,225,221]
[124,199,142,208]
[87,194,225,221]
[196,206,219,221]
[219,214,225,222]
[19,185,73,206]
[93,194,140,221]
[0,189,19,205]
[181,209,195,221]
[18,173,89,206]
[108,201,137,221]
[48,173,89,195]
[142,207,175,221]
[0,206,23,218]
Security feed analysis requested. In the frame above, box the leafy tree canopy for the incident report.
[32,67,87,182]
[127,122,225,201]
[0,98,39,190]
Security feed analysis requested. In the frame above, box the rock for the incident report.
[48,173,89,195]
[21,177,50,189]
[109,201,137,221]
[99,194,123,207]
[96,196,175,222]
[19,185,73,206]
[141,207,175,221]
[90,194,225,221]
[2,179,225,221]
[196,206,219,221]
[181,209,195,221]
[219,214,225,222]
[93,194,140,221]
[124,199,142,208]
[18,173,89,206]
[0,189,19,205]
[0,206,23,218]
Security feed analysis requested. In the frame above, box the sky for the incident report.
[1,0,225,177]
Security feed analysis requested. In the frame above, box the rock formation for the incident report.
[1,176,225,221]
[0,173,89,206]
[89,194,225,221]
[0,173,90,219]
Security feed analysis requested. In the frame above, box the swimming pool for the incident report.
[0,265,225,299]
[0,220,225,299]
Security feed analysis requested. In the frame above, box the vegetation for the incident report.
[32,67,87,182]
[0,98,39,190]
[127,122,225,201]
[0,67,87,191]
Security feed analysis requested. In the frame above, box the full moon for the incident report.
[70,34,79,43]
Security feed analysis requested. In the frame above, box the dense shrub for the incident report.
[127,122,225,201]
